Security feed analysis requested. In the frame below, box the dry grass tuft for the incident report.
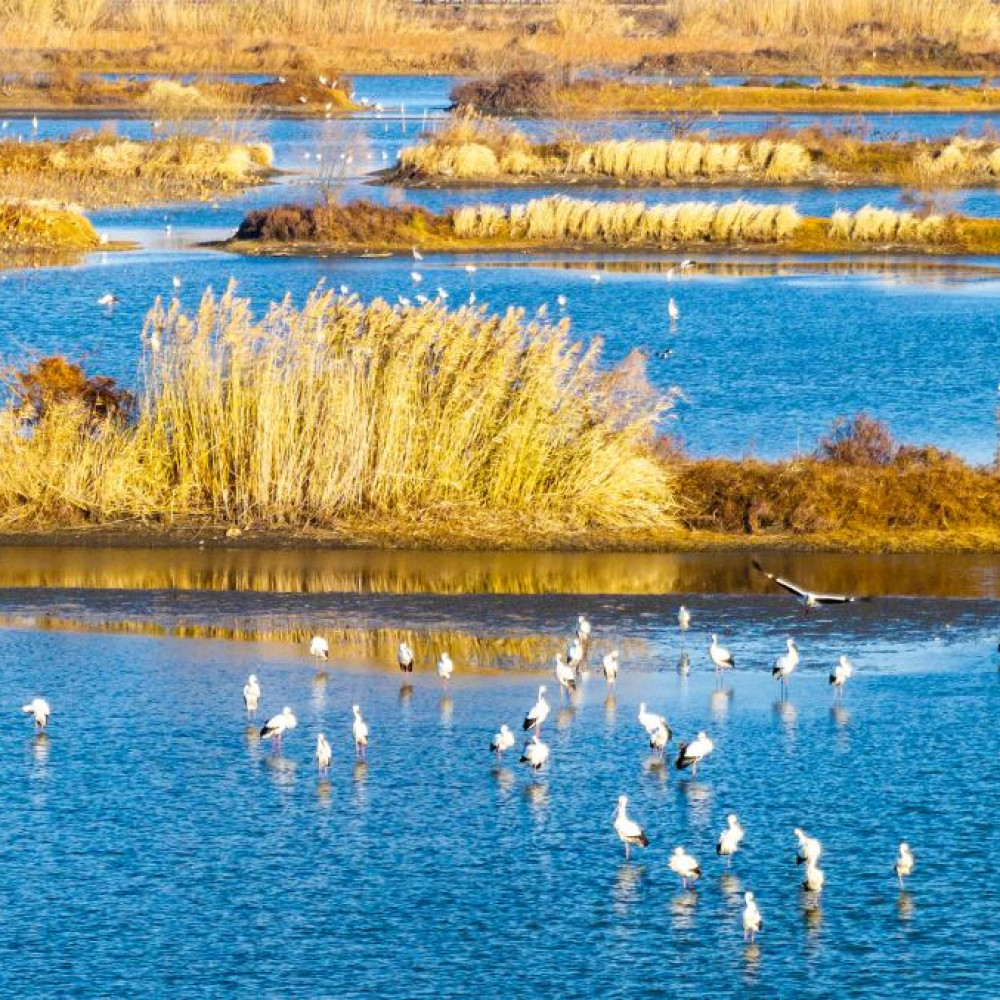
[0,285,676,535]
[828,205,950,243]
[0,197,98,250]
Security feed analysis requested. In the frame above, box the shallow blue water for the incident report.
[4,77,1000,461]
[0,592,998,997]
[3,245,999,461]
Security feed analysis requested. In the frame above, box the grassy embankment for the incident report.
[225,196,1000,257]
[0,73,358,116]
[0,134,275,207]
[452,71,1000,118]
[391,117,1000,188]
[1,331,998,552]
[0,0,998,76]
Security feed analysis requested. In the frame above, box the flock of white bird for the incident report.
[17,564,913,945]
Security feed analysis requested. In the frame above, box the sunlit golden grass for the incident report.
[0,285,675,538]
[0,197,99,251]
[1,0,998,77]
[0,135,274,207]
[397,118,812,184]
[395,119,1000,189]
[452,196,802,244]
[828,206,950,243]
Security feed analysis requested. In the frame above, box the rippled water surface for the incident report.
[1,591,998,997]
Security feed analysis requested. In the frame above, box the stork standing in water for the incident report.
[519,733,549,771]
[555,654,577,699]
[613,795,649,860]
[602,650,619,685]
[576,615,592,645]
[648,721,671,759]
[669,846,702,889]
[22,697,50,731]
[315,734,332,774]
[829,655,853,695]
[309,635,329,665]
[717,814,744,865]
[260,706,297,748]
[675,731,714,777]
[678,605,691,631]
[709,635,734,675]
[773,638,799,694]
[352,705,369,759]
[638,703,669,740]
[795,828,822,867]
[753,559,872,612]
[243,675,261,719]
[802,862,825,894]
[490,724,514,759]
[742,892,763,943]
[523,686,550,735]
[895,842,914,888]
[437,651,454,686]
[566,638,585,674]
[397,641,414,674]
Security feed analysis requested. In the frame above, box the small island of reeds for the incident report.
[224,196,1000,258]
[0,134,275,207]
[390,116,1000,189]
[3,296,1000,553]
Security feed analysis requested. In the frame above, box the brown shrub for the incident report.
[235,200,443,244]
[817,413,896,466]
[8,356,134,425]
[450,71,556,116]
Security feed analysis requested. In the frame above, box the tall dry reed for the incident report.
[452,196,802,244]
[398,122,812,183]
[0,285,675,534]
[828,206,950,242]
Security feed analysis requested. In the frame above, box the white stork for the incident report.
[602,650,619,685]
[22,697,50,730]
[309,635,329,664]
[490,723,515,758]
[523,686,550,734]
[669,846,702,889]
[352,705,369,758]
[742,892,762,942]
[519,733,549,771]
[717,813,744,864]
[709,634,734,672]
[242,675,261,719]
[260,706,297,746]
[829,654,853,694]
[613,795,649,859]
[772,638,799,693]
[398,641,414,673]
[315,733,332,774]
[675,731,714,777]
[895,842,914,889]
